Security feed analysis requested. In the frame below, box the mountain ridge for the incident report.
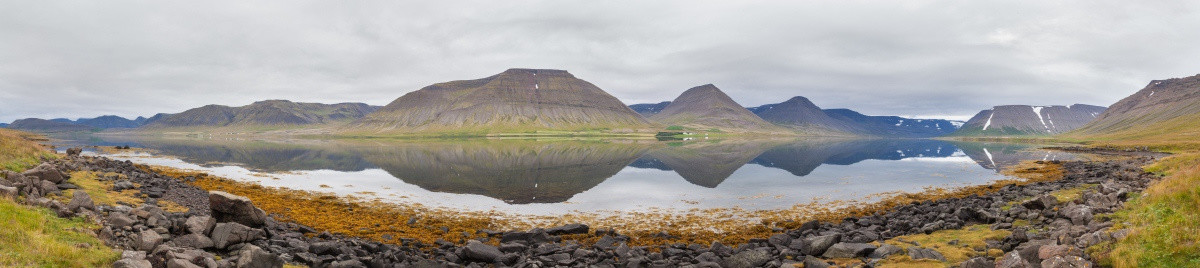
[648,84,787,133]
[347,68,652,134]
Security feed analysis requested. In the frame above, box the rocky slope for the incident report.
[952,104,1106,136]
[6,118,94,132]
[649,84,786,133]
[628,102,672,117]
[1069,74,1200,141]
[144,100,378,128]
[349,68,651,134]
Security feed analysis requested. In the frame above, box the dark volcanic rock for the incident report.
[208,191,268,227]
[821,243,876,258]
[210,222,264,249]
[545,223,589,235]
[907,247,946,261]
[463,240,503,263]
[23,163,64,183]
[721,249,771,268]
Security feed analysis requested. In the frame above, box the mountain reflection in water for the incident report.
[78,136,1081,205]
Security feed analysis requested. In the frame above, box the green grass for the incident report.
[878,224,1010,267]
[0,199,121,267]
[0,129,120,266]
[1103,153,1200,267]
[0,129,56,172]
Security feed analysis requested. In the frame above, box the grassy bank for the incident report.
[1102,152,1200,266]
[0,129,120,266]
[0,129,56,172]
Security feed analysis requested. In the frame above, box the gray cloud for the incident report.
[2,0,1199,122]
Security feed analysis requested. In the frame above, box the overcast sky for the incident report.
[3,0,1200,122]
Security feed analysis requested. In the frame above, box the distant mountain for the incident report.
[6,118,93,132]
[628,101,671,117]
[748,96,855,134]
[0,123,6,128]
[1068,74,1200,144]
[49,118,73,123]
[822,109,959,138]
[141,113,172,126]
[75,115,141,128]
[348,68,651,134]
[649,84,786,133]
[145,100,378,128]
[951,104,1106,136]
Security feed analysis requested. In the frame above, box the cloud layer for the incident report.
[3,0,1200,122]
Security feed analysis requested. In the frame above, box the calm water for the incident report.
[54,136,1082,215]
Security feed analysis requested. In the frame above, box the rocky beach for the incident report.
[0,147,1159,267]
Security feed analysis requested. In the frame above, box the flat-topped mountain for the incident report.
[822,109,959,138]
[628,102,672,117]
[145,100,378,128]
[75,115,142,129]
[1069,74,1200,142]
[952,104,1106,136]
[349,68,651,134]
[649,84,785,133]
[6,118,93,132]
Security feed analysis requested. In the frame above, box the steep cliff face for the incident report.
[349,68,651,134]
[952,104,1106,136]
[649,84,785,133]
[144,100,378,128]
[1070,74,1200,141]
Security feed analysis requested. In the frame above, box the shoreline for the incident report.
[1,147,1159,267]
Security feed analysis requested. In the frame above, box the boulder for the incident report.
[804,234,841,256]
[822,243,876,258]
[868,244,902,259]
[1041,256,1092,268]
[0,185,16,200]
[235,245,283,268]
[721,249,771,268]
[768,233,791,247]
[113,259,153,268]
[167,258,202,268]
[463,240,503,262]
[906,247,946,261]
[801,256,830,268]
[545,223,589,235]
[1022,195,1058,210]
[66,147,82,156]
[184,215,216,235]
[959,257,994,268]
[67,191,95,212]
[1038,244,1084,260]
[208,191,268,227]
[22,163,64,183]
[170,233,214,249]
[997,251,1031,268]
[210,222,264,249]
[1059,205,1094,225]
[137,229,164,251]
[108,213,138,228]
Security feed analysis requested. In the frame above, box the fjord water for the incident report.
[63,136,1083,215]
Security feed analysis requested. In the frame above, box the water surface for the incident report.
[57,136,1083,215]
